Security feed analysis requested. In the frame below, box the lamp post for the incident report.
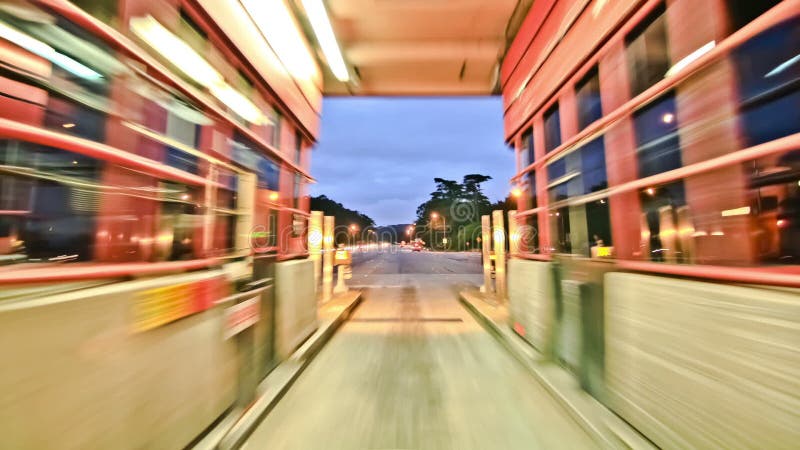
[431,212,446,251]
[349,224,357,248]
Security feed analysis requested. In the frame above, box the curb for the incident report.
[458,290,655,450]
[195,290,363,450]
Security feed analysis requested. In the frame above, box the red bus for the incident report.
[503,1,799,448]
[0,1,320,448]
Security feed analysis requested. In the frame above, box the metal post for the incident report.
[480,215,492,294]
[322,216,334,302]
[309,211,323,287]
[508,210,519,257]
[443,215,447,250]
[493,210,507,301]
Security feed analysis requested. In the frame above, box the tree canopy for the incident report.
[413,174,499,250]
[310,195,375,244]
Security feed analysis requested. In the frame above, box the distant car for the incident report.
[412,242,422,252]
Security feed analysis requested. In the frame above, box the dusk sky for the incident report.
[309,97,515,225]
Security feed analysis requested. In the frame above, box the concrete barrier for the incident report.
[605,272,800,449]
[0,271,238,450]
[508,258,555,355]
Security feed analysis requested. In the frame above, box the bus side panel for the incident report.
[508,258,555,355]
[604,272,800,449]
[0,272,237,450]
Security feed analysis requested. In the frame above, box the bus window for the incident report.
[732,18,800,147]
[750,151,800,265]
[546,137,611,256]
[626,3,671,97]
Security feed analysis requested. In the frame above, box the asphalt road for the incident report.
[242,251,597,450]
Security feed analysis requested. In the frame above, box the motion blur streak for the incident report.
[0,0,798,449]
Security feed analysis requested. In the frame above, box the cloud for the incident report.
[310,97,515,225]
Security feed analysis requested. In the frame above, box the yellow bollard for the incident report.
[508,210,519,257]
[480,215,493,294]
[309,211,323,288]
[322,216,334,302]
[493,209,507,301]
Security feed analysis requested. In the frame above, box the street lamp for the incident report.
[431,212,446,251]
[349,224,358,247]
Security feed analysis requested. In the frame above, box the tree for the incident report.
[412,174,493,250]
[309,195,375,244]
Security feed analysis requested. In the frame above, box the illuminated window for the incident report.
[626,4,670,97]
[633,92,682,177]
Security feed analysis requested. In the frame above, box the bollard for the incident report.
[508,210,519,256]
[480,215,493,294]
[493,209,507,301]
[322,216,334,302]
[309,211,323,288]
[333,265,348,294]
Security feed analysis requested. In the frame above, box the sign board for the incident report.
[131,278,218,332]
[223,296,261,339]
[334,249,352,265]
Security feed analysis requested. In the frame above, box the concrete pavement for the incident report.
[241,252,598,449]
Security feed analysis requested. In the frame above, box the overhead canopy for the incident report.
[305,0,524,96]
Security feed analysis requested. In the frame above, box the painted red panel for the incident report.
[501,0,558,86]
[503,0,644,139]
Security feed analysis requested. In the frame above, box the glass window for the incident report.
[526,171,538,210]
[575,67,602,130]
[749,151,799,265]
[292,213,306,238]
[258,158,280,191]
[633,93,681,177]
[295,131,303,165]
[293,173,302,209]
[543,104,562,153]
[639,181,687,262]
[732,18,800,147]
[0,140,101,262]
[271,110,282,148]
[159,183,199,261]
[164,111,200,174]
[546,137,611,256]
[626,4,670,97]
[232,132,279,191]
[178,8,208,56]
[520,213,540,254]
[70,0,119,24]
[726,0,782,31]
[520,128,535,167]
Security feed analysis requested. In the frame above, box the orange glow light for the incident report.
[511,188,522,198]
[268,191,279,202]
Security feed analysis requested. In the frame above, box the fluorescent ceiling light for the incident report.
[130,15,264,125]
[721,206,751,217]
[665,41,715,78]
[241,0,318,80]
[300,0,349,81]
[209,83,264,125]
[0,21,102,80]
[130,15,223,87]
